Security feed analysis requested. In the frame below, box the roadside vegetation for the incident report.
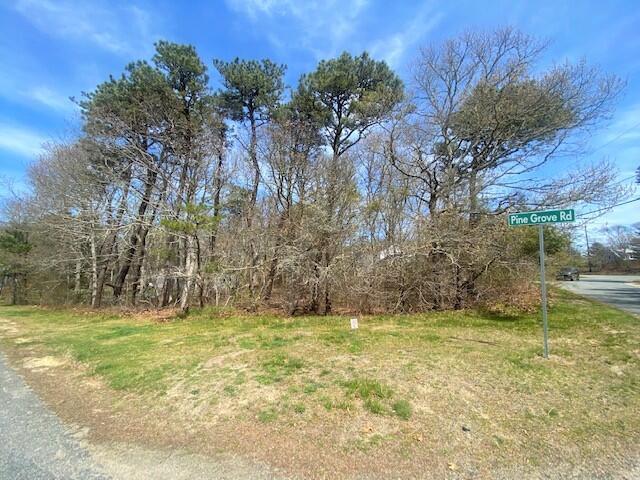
[1,289,638,477]
[0,27,631,316]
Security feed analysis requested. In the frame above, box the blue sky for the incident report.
[0,0,638,240]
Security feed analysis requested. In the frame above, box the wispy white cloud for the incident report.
[225,0,294,19]
[0,59,78,115]
[598,102,640,145]
[25,86,76,113]
[225,0,371,59]
[12,0,160,56]
[585,196,639,239]
[0,124,47,158]
[369,7,443,68]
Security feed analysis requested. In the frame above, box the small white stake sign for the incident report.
[350,318,358,330]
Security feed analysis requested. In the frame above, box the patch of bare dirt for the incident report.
[23,355,67,370]
[131,308,180,323]
[88,442,282,480]
[0,318,20,336]
[202,349,247,369]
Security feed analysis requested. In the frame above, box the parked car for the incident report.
[556,267,580,281]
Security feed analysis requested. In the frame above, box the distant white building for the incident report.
[378,245,403,261]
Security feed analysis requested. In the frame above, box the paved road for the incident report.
[559,274,640,315]
[0,351,109,480]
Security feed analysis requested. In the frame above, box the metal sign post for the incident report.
[508,208,575,359]
[538,225,549,358]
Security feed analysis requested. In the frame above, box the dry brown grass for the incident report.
[0,289,638,479]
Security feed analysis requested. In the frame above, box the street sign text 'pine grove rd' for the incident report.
[508,208,575,227]
[507,208,575,359]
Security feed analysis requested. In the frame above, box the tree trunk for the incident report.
[249,114,259,209]
[195,235,204,308]
[161,277,175,307]
[112,167,157,298]
[180,235,197,314]
[93,174,131,308]
[308,264,320,314]
[319,151,340,315]
[323,282,332,315]
[263,213,288,301]
[453,264,463,310]
[209,145,225,253]
[161,158,190,307]
[468,163,480,225]
[90,231,99,307]
[464,164,481,303]
[11,274,18,305]
[263,255,278,301]
[428,194,438,217]
[129,226,150,305]
[247,114,260,297]
[74,257,82,296]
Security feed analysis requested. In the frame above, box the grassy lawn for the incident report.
[0,289,638,476]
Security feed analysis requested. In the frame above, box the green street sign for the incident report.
[506,207,575,359]
[508,208,575,227]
